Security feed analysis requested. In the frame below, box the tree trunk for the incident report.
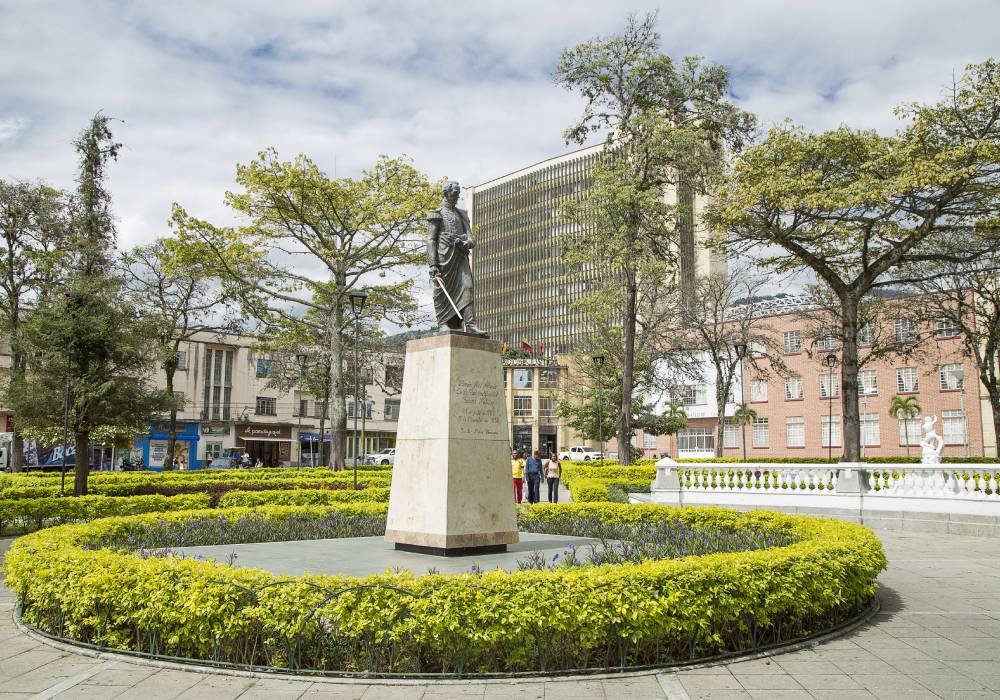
[11,432,24,472]
[714,364,728,458]
[987,384,1000,458]
[618,278,638,466]
[903,418,911,458]
[329,294,347,470]
[73,429,89,496]
[165,364,177,469]
[317,399,327,469]
[840,296,861,462]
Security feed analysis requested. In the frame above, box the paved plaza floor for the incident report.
[2,528,999,699]
[173,533,603,577]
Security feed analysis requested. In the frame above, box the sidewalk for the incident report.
[2,527,999,699]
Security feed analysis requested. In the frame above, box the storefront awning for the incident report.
[239,437,291,443]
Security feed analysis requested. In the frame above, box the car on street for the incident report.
[206,457,238,469]
[365,448,395,465]
[558,445,603,461]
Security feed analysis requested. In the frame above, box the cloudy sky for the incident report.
[2,0,997,253]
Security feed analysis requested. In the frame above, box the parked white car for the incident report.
[559,446,603,461]
[365,448,395,465]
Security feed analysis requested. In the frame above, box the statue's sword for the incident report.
[433,275,464,321]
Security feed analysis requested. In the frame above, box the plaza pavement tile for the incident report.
[2,530,1000,698]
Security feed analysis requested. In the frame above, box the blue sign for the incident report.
[298,432,332,442]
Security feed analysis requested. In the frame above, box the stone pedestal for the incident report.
[384,332,519,556]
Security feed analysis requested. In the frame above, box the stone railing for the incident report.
[649,460,1000,520]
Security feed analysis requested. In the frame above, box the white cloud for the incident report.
[0,0,996,264]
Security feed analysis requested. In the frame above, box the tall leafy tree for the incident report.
[555,13,755,464]
[683,272,785,457]
[0,180,69,470]
[123,237,239,468]
[10,115,168,494]
[174,151,435,468]
[708,60,1000,461]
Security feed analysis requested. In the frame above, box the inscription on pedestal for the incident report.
[453,378,504,439]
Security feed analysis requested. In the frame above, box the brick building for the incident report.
[622,299,985,460]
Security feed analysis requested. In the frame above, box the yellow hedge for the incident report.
[3,502,885,674]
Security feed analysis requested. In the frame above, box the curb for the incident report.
[12,597,880,686]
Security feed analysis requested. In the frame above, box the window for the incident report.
[821,415,842,447]
[817,329,839,351]
[750,380,768,402]
[681,384,707,405]
[940,363,964,390]
[539,369,559,389]
[819,372,840,398]
[861,413,880,447]
[256,358,273,378]
[898,418,921,446]
[513,396,532,417]
[896,367,919,393]
[786,416,805,448]
[784,377,803,400]
[752,418,769,448]
[255,396,276,415]
[297,399,309,417]
[942,410,967,445]
[202,348,234,422]
[502,369,507,388]
[173,391,185,409]
[858,370,878,395]
[857,324,874,347]
[894,318,917,343]
[347,401,372,419]
[936,318,960,338]
[385,364,404,390]
[176,350,188,370]
[363,368,374,385]
[783,330,802,353]
[723,421,739,449]
[513,369,533,389]
[539,397,556,418]
[384,399,401,421]
[205,442,223,460]
[642,432,657,449]
[750,340,766,358]
[678,428,714,453]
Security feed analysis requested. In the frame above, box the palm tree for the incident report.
[889,395,921,457]
[661,401,688,458]
[732,403,758,462]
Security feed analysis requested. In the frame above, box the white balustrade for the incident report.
[651,459,1000,517]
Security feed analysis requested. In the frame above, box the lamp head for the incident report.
[295,353,308,369]
[348,289,369,317]
[824,353,838,368]
[591,354,605,368]
[733,341,747,360]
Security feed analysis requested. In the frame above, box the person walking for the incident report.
[511,450,525,503]
[545,452,561,503]
[525,450,543,504]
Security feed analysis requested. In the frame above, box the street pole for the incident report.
[738,356,746,462]
[348,290,368,490]
[592,355,605,459]
[825,354,838,463]
[60,347,70,497]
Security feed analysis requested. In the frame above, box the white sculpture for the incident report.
[919,415,944,464]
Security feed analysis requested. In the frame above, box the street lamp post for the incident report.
[592,355,605,459]
[825,353,838,463]
[296,353,308,469]
[733,342,747,463]
[949,365,970,457]
[348,290,368,490]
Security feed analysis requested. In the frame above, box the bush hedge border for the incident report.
[4,502,886,676]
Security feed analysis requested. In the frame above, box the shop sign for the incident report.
[201,424,231,436]
[237,424,291,441]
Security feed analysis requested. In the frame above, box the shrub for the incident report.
[218,488,391,508]
[0,493,211,535]
[568,478,652,502]
[4,502,885,675]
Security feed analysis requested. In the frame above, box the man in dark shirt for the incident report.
[524,450,543,504]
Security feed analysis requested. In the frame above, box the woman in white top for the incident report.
[545,453,561,503]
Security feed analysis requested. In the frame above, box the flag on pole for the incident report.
[521,337,532,352]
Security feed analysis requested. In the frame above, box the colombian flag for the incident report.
[521,337,532,352]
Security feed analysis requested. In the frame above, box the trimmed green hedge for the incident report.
[0,493,211,534]
[218,488,391,508]
[4,502,885,674]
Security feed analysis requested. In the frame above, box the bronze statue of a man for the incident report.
[427,181,488,337]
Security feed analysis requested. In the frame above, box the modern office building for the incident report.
[468,144,725,354]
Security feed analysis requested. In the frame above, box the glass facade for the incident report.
[470,148,602,354]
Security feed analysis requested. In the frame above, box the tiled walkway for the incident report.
[2,528,999,699]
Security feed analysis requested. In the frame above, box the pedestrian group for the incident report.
[511,449,560,504]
